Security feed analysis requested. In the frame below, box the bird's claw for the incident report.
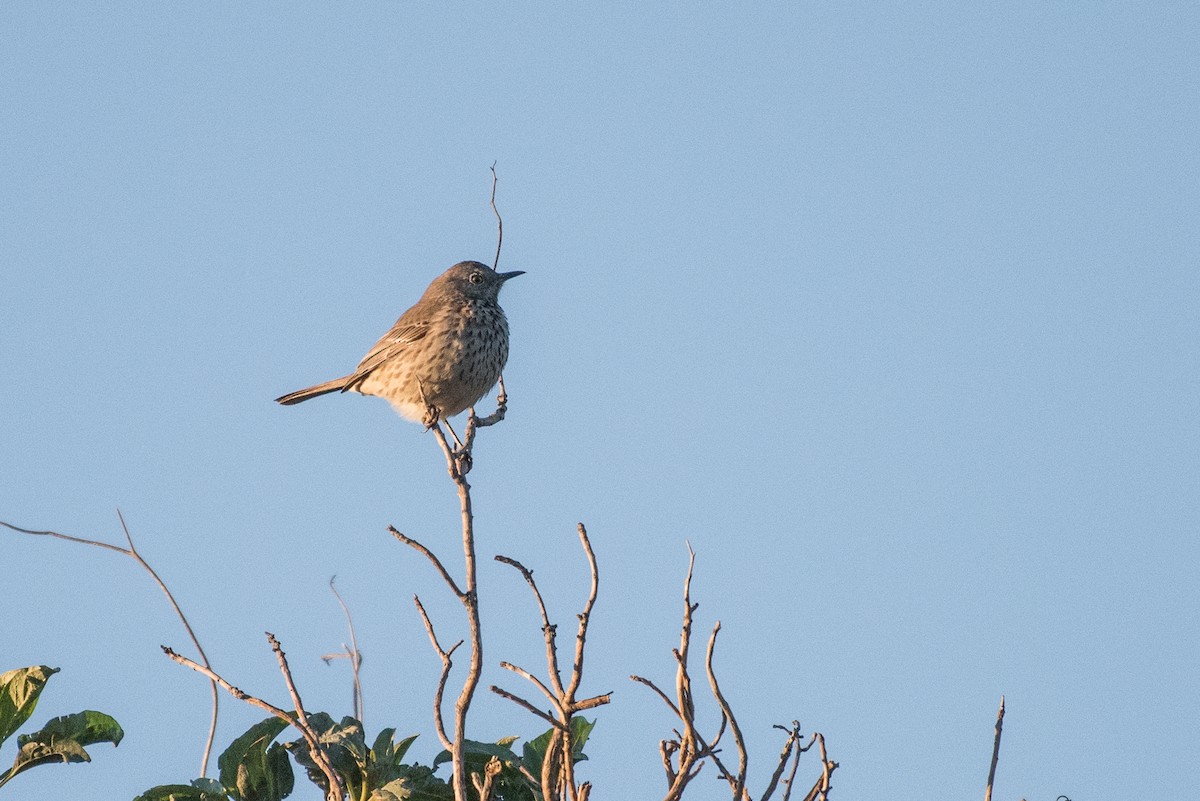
[422,404,440,429]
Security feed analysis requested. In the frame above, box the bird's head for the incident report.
[436,261,525,302]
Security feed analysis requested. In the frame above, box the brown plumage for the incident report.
[276,261,523,424]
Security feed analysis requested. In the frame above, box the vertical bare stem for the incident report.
[428,421,484,801]
[490,162,503,270]
[984,696,1005,801]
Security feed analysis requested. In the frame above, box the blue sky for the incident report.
[2,3,1197,799]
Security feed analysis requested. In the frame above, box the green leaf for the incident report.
[1,710,123,782]
[133,778,230,801]
[521,717,595,776]
[17,709,125,750]
[432,738,521,770]
[367,768,452,801]
[366,730,421,788]
[218,716,294,801]
[0,666,59,749]
[285,716,426,797]
[566,717,595,758]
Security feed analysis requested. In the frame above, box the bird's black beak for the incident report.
[498,270,525,282]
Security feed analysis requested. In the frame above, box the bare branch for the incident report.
[162,646,292,720]
[573,693,612,711]
[781,736,803,801]
[636,547,833,801]
[490,685,566,731]
[499,660,561,708]
[706,622,747,798]
[413,406,485,801]
[165,639,343,801]
[414,595,459,752]
[2,520,129,555]
[266,632,345,801]
[676,546,700,728]
[565,523,599,704]
[760,723,802,801]
[631,674,682,718]
[540,727,563,801]
[985,696,1005,801]
[800,733,837,801]
[490,162,503,271]
[495,524,608,801]
[389,526,465,599]
[495,553,565,697]
[4,515,220,778]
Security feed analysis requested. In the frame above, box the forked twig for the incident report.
[800,733,837,801]
[414,595,460,752]
[266,632,345,799]
[760,722,803,801]
[495,554,564,697]
[2,514,220,778]
[634,548,835,801]
[492,523,611,801]
[163,634,345,801]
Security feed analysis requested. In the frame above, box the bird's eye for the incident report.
[469,272,485,284]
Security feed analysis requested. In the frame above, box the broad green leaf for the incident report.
[218,716,293,801]
[17,709,124,750]
[566,717,595,757]
[432,738,521,770]
[286,716,424,797]
[370,727,418,764]
[0,666,59,748]
[366,730,421,788]
[2,710,123,782]
[522,717,595,776]
[371,727,398,756]
[133,778,229,801]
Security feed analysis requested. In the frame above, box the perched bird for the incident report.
[276,261,523,426]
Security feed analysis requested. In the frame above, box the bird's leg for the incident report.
[443,419,465,451]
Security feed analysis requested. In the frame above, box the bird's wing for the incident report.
[342,320,430,391]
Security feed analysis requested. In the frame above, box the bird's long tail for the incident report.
[275,377,351,405]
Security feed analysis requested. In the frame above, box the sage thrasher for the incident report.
[276,261,523,427]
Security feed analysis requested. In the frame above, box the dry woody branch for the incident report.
[491,523,612,801]
[631,547,837,801]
